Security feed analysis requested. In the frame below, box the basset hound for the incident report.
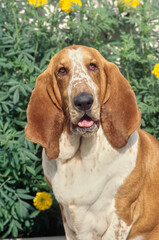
[25,45,159,240]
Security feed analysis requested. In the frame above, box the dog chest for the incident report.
[42,128,139,239]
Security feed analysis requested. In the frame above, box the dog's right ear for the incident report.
[25,71,64,159]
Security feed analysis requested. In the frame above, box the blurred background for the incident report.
[0,0,159,238]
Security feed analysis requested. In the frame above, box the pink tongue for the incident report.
[78,119,94,128]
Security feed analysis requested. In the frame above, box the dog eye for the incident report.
[88,63,97,71]
[58,67,67,77]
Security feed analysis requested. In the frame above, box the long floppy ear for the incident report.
[101,62,141,148]
[25,71,64,159]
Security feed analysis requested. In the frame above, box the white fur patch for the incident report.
[67,48,97,105]
[42,127,139,240]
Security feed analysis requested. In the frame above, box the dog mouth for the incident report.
[71,114,99,136]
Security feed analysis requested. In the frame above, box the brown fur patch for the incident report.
[101,63,141,149]
[25,73,64,159]
[116,129,159,239]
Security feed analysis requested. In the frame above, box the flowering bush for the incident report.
[0,0,158,238]
[58,0,82,13]
[28,0,47,7]
[118,0,140,9]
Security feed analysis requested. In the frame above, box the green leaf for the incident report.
[21,148,40,161]
[14,220,22,230]
[16,200,29,218]
[0,189,12,202]
[4,185,15,193]
[35,165,42,174]
[2,103,9,113]
[16,189,29,194]
[29,210,40,218]
[26,166,36,176]
[25,220,30,227]
[20,85,27,96]
[17,193,33,200]
[13,88,20,104]
[0,198,5,207]
[12,221,18,238]
[3,168,11,177]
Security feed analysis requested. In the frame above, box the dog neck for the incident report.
[57,126,104,163]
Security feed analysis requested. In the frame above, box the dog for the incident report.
[25,45,159,240]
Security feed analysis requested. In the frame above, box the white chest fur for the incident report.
[42,127,139,240]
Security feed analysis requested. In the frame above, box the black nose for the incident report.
[73,92,94,111]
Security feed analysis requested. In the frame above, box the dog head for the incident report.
[25,45,141,158]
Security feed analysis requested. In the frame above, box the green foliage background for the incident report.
[0,0,159,238]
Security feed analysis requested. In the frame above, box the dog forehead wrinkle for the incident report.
[68,49,89,83]
[68,48,97,102]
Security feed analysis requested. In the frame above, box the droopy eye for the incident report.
[88,63,98,71]
[58,67,67,77]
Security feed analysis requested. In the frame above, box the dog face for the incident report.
[53,46,107,137]
[25,45,141,159]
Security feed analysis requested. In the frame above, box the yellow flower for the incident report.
[152,64,159,78]
[118,0,140,9]
[33,192,53,211]
[28,0,47,7]
[58,0,82,14]
[129,0,140,8]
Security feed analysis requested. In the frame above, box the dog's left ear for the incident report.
[101,62,141,148]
